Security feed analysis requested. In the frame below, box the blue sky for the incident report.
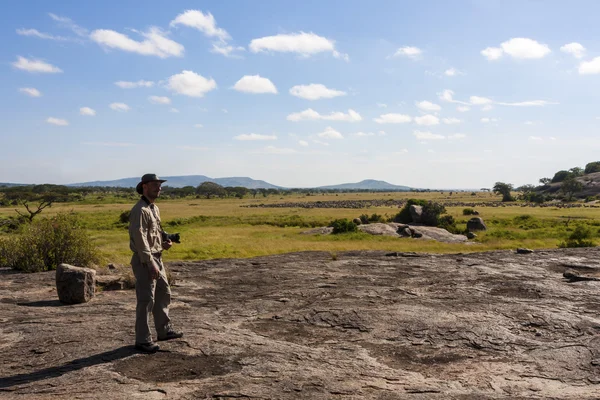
[2,0,600,188]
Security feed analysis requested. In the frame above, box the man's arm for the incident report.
[130,208,160,279]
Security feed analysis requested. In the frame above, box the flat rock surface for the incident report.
[2,248,600,399]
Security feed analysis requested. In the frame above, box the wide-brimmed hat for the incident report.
[136,173,167,194]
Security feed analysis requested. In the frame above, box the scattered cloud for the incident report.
[109,102,130,112]
[444,68,463,76]
[170,10,230,41]
[249,32,347,60]
[413,130,444,140]
[481,105,493,111]
[167,70,217,97]
[442,117,461,124]
[374,113,412,124]
[47,117,69,126]
[90,27,184,58]
[560,42,586,59]
[211,43,244,58]
[298,140,309,147]
[233,75,278,94]
[457,105,470,112]
[378,130,386,136]
[169,108,179,113]
[148,95,171,104]
[16,28,75,42]
[390,46,422,59]
[12,56,62,73]
[415,114,440,126]
[470,96,493,105]
[287,108,362,122]
[318,127,344,139]
[481,38,551,60]
[234,133,277,141]
[48,13,88,37]
[262,146,296,154]
[438,89,469,105]
[194,124,203,128]
[19,87,41,97]
[289,84,346,100]
[480,117,498,123]
[579,57,600,75]
[114,80,154,88]
[416,100,441,112]
[352,132,375,137]
[376,103,388,108]
[312,139,330,146]
[448,133,466,139]
[529,136,543,141]
[496,100,558,106]
[79,107,96,116]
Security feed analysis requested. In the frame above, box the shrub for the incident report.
[438,215,461,233]
[558,225,596,248]
[369,213,385,223]
[463,208,476,216]
[421,201,447,226]
[392,199,428,223]
[359,214,370,224]
[119,210,130,224]
[329,218,358,234]
[0,212,99,272]
[585,161,600,174]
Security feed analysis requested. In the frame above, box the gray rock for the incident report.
[56,264,96,304]
[516,248,534,254]
[466,232,477,239]
[467,217,487,231]
[352,218,362,225]
[409,205,423,223]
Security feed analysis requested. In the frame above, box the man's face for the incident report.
[143,181,162,200]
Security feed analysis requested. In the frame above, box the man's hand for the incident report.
[163,239,173,250]
[149,261,160,280]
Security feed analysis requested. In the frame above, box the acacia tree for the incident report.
[561,177,583,201]
[493,182,514,202]
[196,182,226,199]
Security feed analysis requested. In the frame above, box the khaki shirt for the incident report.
[129,196,164,264]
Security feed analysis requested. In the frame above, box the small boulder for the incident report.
[467,217,487,231]
[352,218,362,225]
[56,264,96,304]
[409,205,423,223]
[466,232,477,239]
[516,248,534,254]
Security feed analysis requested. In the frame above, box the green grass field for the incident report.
[1,191,599,265]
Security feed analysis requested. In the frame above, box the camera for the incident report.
[161,231,181,244]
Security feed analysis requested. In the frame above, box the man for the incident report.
[129,173,183,353]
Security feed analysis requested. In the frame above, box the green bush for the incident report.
[421,201,447,226]
[368,213,385,223]
[463,208,476,216]
[0,212,99,272]
[329,218,358,234]
[119,210,130,224]
[585,161,600,174]
[558,225,596,248]
[392,199,428,223]
[359,214,370,224]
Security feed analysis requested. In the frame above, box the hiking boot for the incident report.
[135,342,160,353]
[158,329,183,341]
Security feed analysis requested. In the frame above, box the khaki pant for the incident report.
[131,253,171,344]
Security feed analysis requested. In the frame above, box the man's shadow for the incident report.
[0,346,137,389]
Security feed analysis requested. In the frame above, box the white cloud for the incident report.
[318,127,344,139]
[529,136,543,141]
[148,95,171,105]
[289,84,346,100]
[249,32,344,59]
[194,124,203,128]
[374,113,412,124]
[415,114,440,126]
[48,13,88,37]
[263,146,296,154]
[579,57,600,75]
[287,108,362,122]
[19,87,41,97]
[395,149,409,154]
[378,130,386,136]
[234,133,277,141]
[444,68,463,76]
[109,102,130,112]
[12,56,62,73]
[376,103,388,108]
[560,42,586,59]
[170,10,230,41]
[312,139,330,146]
[439,89,455,102]
[167,70,217,97]
[481,117,498,123]
[470,96,493,105]
[442,117,461,124]
[90,27,184,58]
[416,100,441,112]
[481,105,493,111]
[413,130,444,140]
[501,38,551,59]
[457,106,470,112]
[496,100,557,107]
[298,140,309,147]
[114,80,154,88]
[233,75,278,94]
[481,47,504,61]
[47,117,69,126]
[169,108,179,113]
[448,133,466,140]
[79,107,96,116]
[16,28,73,42]
[391,46,422,59]
[211,43,244,58]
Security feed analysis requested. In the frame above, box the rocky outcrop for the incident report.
[55,263,96,304]
[467,217,487,231]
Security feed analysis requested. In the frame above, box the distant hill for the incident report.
[316,179,411,191]
[0,183,26,187]
[70,175,282,189]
